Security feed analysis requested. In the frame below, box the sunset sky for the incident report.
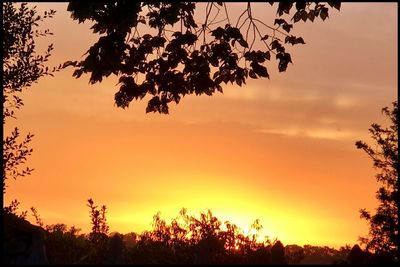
[4,3,397,248]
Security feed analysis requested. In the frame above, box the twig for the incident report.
[251,17,290,37]
[235,8,248,28]
[223,2,231,25]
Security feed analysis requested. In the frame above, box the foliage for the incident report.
[285,244,305,264]
[23,203,359,265]
[28,199,109,264]
[3,2,59,124]
[3,199,28,220]
[3,3,56,100]
[271,240,286,264]
[301,244,350,265]
[65,2,341,113]
[355,101,398,263]
[87,198,110,241]
[2,2,59,193]
[346,244,369,264]
[123,208,273,264]
[44,224,90,264]
[3,128,34,193]
[85,198,110,263]
[30,206,44,228]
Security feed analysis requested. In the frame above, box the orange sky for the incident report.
[4,3,397,248]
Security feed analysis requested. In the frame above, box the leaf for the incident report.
[295,37,305,44]
[286,36,305,45]
[328,2,341,10]
[261,35,269,41]
[226,26,243,41]
[73,69,83,78]
[62,60,77,68]
[285,35,295,45]
[259,67,269,78]
[301,10,308,22]
[229,74,235,84]
[235,76,243,86]
[215,75,223,85]
[271,40,285,53]
[271,40,279,50]
[211,27,225,39]
[265,51,271,61]
[276,52,292,72]
[308,10,316,22]
[296,2,306,11]
[292,12,302,23]
[252,63,268,78]
[249,69,257,79]
[320,7,329,21]
[282,23,293,33]
[238,39,248,48]
[274,19,286,25]
[277,2,294,16]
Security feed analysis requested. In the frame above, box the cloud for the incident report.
[257,126,356,141]
[333,95,356,108]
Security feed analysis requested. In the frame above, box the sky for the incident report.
[4,3,397,248]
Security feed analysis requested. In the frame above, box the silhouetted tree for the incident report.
[3,2,58,193]
[6,202,358,264]
[301,245,347,264]
[65,2,341,113]
[355,101,398,263]
[120,208,276,264]
[271,240,287,264]
[3,199,28,219]
[347,244,367,265]
[3,4,60,264]
[86,198,110,263]
[44,223,90,264]
[105,233,124,264]
[285,244,304,264]
[87,198,109,241]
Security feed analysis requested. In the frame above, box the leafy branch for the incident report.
[65,2,341,114]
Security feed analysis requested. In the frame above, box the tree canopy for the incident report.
[23,202,355,264]
[2,2,57,193]
[356,101,398,263]
[65,2,341,113]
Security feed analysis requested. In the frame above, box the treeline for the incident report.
[4,199,370,265]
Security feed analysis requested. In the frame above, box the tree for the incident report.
[285,244,305,264]
[121,208,274,264]
[271,240,286,264]
[87,198,110,244]
[65,2,341,114]
[3,2,58,193]
[355,101,398,263]
[86,198,110,263]
[346,244,367,264]
[3,5,60,263]
[43,223,89,264]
